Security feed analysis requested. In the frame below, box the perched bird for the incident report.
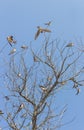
[35,26,51,40]
[60,81,66,85]
[4,96,10,101]
[40,85,47,93]
[66,43,74,47]
[17,103,24,113]
[21,45,28,49]
[33,56,39,62]
[9,48,16,55]
[44,21,52,26]
[0,110,4,115]
[7,35,16,46]
[12,103,24,120]
[17,73,21,77]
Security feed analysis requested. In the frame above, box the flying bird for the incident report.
[66,43,74,47]
[9,48,16,55]
[0,110,4,115]
[44,21,52,26]
[21,45,28,49]
[35,26,51,40]
[7,36,16,46]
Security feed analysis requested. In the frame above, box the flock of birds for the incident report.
[0,21,75,115]
[6,35,28,55]
[6,21,74,55]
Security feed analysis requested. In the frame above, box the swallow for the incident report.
[35,26,51,40]
[9,48,16,55]
[0,110,4,115]
[66,43,74,47]
[17,103,24,113]
[21,45,28,49]
[44,21,52,26]
[7,36,16,46]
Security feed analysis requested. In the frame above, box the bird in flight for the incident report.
[44,21,52,26]
[7,36,16,46]
[35,26,51,40]
[9,48,16,55]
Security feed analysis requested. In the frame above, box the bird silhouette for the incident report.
[7,36,16,46]
[35,26,51,40]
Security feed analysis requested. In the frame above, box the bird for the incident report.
[33,56,39,62]
[7,35,16,46]
[0,110,4,115]
[60,81,66,85]
[17,103,24,113]
[44,21,52,26]
[35,26,51,40]
[66,43,74,47]
[9,48,16,55]
[17,73,21,77]
[4,96,10,101]
[40,85,47,92]
[21,45,28,49]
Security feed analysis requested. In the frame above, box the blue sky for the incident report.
[0,0,84,130]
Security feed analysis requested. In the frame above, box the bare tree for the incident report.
[1,35,84,130]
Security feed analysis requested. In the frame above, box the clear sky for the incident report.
[0,0,84,130]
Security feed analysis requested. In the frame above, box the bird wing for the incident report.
[7,37,12,46]
[8,42,12,47]
[44,21,51,26]
[35,29,41,40]
[42,28,51,32]
[13,40,16,44]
